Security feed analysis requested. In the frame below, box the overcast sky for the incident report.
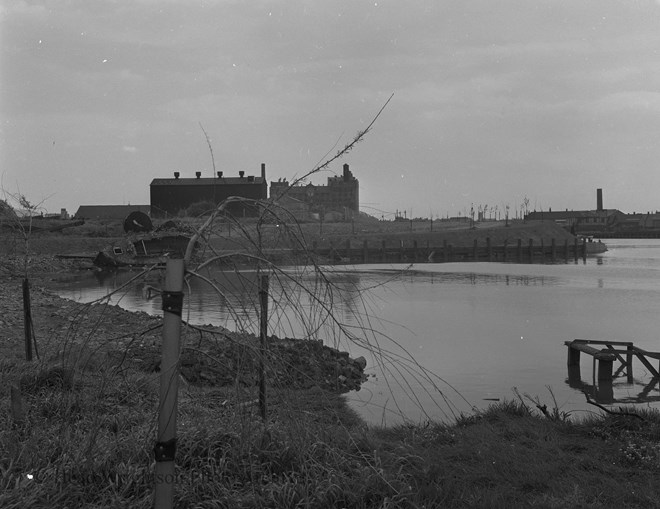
[2,0,660,218]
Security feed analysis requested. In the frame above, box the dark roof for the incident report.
[150,177,265,186]
[74,205,150,219]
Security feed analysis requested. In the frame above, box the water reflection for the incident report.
[51,239,660,424]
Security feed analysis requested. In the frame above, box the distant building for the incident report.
[525,188,660,236]
[75,204,150,220]
[270,163,359,220]
[150,164,268,218]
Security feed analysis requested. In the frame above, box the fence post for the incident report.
[528,239,534,263]
[473,239,478,261]
[487,237,492,262]
[22,278,33,361]
[154,258,185,509]
[259,275,269,422]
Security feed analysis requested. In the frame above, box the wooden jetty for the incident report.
[565,339,660,383]
[309,237,604,265]
[565,339,660,404]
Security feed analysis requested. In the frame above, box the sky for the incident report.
[2,0,660,219]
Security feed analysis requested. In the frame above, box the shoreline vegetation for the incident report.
[2,218,660,507]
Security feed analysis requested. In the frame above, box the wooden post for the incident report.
[473,239,478,261]
[582,238,587,262]
[567,344,580,367]
[22,278,33,361]
[154,258,185,509]
[551,238,556,263]
[626,344,634,382]
[486,237,492,262]
[517,239,522,263]
[597,355,614,383]
[574,237,579,262]
[399,240,404,262]
[259,275,269,422]
[528,239,534,263]
[448,243,454,262]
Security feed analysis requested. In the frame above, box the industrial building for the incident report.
[269,163,359,220]
[525,188,660,236]
[150,164,268,218]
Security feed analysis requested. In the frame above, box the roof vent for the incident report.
[239,171,245,178]
[247,175,255,182]
[174,172,180,179]
[196,171,201,179]
[217,171,223,178]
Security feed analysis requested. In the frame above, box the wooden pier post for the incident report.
[551,238,556,263]
[626,344,634,382]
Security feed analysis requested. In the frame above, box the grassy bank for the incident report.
[3,220,659,507]
[3,355,660,508]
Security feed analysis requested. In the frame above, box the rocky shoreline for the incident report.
[0,256,367,394]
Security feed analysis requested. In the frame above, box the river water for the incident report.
[53,238,660,425]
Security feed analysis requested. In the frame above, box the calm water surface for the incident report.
[54,238,660,425]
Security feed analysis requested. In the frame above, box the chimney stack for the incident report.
[239,171,245,178]
[597,188,603,211]
[261,163,266,181]
[217,171,223,178]
[174,172,180,179]
[196,171,201,179]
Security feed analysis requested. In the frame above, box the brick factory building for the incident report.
[150,164,268,218]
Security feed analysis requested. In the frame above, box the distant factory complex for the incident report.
[76,162,361,222]
[70,165,659,237]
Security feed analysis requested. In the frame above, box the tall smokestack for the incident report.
[261,163,266,181]
[597,188,603,211]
